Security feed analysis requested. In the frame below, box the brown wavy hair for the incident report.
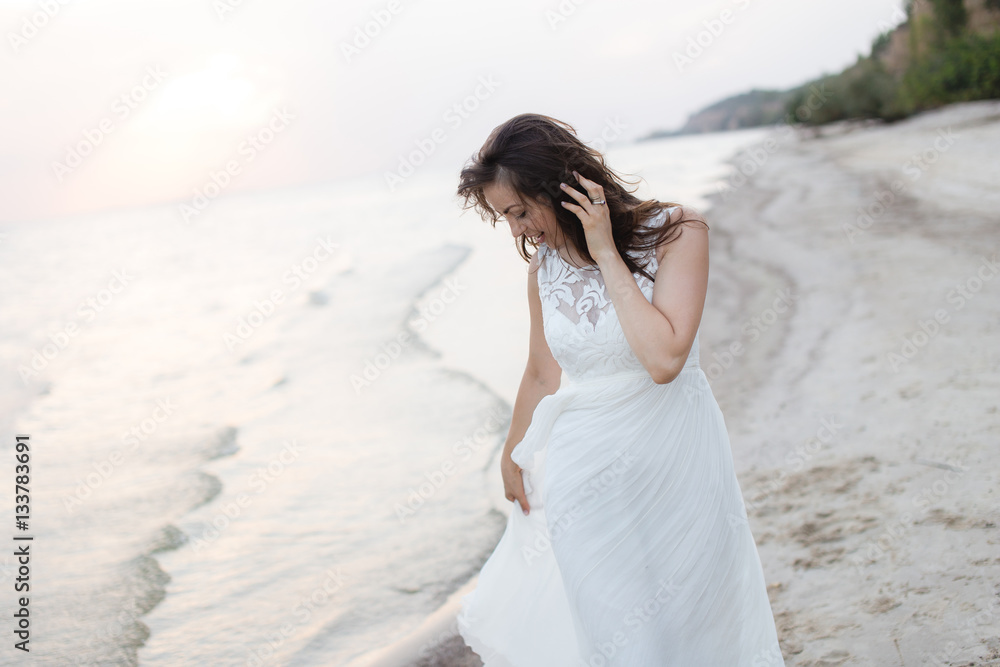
[455,113,707,283]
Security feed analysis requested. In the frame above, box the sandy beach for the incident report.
[359,99,1000,667]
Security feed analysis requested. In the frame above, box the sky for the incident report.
[0,0,908,222]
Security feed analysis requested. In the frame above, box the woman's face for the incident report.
[483,181,563,248]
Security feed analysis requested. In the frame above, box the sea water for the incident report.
[0,128,770,666]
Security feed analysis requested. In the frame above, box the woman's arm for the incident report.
[558,174,707,385]
[501,250,562,514]
[594,205,709,384]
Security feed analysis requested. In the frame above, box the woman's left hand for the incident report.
[560,170,615,261]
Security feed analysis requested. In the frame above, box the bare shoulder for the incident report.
[529,247,543,272]
[656,205,709,264]
[666,203,708,228]
[527,247,543,287]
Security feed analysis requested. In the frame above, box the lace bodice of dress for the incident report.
[535,206,700,382]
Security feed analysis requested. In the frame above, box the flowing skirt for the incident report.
[457,366,784,667]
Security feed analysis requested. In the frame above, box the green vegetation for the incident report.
[785,57,905,125]
[927,0,967,39]
[643,0,999,138]
[898,31,1000,109]
[785,0,1000,125]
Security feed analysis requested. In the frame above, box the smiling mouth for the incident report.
[527,232,544,242]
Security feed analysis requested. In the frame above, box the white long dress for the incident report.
[456,208,785,666]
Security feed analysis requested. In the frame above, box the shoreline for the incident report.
[361,99,1000,666]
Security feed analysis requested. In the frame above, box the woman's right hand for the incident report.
[501,453,530,515]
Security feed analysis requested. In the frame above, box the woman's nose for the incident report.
[508,220,526,238]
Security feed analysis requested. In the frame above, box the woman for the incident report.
[454,113,784,666]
